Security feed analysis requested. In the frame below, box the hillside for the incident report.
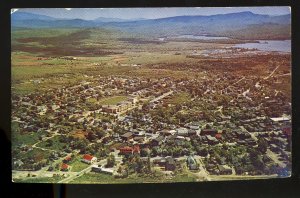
[11,11,291,40]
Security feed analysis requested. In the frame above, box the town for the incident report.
[12,61,291,183]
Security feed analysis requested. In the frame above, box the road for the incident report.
[194,156,211,181]
[275,73,290,77]
[58,159,107,183]
[264,65,280,80]
[31,130,60,150]
[209,174,278,181]
[150,91,174,103]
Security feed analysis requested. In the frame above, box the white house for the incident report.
[81,154,97,164]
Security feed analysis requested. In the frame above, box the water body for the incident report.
[171,34,229,40]
[234,40,291,53]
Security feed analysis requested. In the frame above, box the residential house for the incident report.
[188,129,197,137]
[201,129,218,136]
[153,157,167,167]
[206,135,218,145]
[165,157,176,171]
[218,165,232,175]
[177,127,189,136]
[121,132,134,141]
[91,165,114,175]
[151,136,165,146]
[159,129,172,136]
[81,154,97,164]
[119,145,140,155]
[61,163,70,171]
[63,156,72,163]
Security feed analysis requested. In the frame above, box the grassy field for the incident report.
[13,175,64,183]
[14,148,51,163]
[36,135,65,151]
[98,96,128,105]
[166,92,191,105]
[70,172,197,184]
[68,156,90,172]
[11,122,46,148]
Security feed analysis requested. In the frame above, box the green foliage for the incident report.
[106,154,116,168]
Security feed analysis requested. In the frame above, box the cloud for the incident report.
[65,8,72,11]
[11,9,18,14]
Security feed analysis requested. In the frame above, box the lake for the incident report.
[234,40,291,53]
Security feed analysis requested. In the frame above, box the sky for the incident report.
[12,7,291,20]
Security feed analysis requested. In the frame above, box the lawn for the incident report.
[68,156,90,172]
[70,172,197,184]
[36,135,65,151]
[13,175,64,183]
[166,92,191,105]
[98,96,128,105]
[14,147,51,164]
[11,121,46,148]
[87,97,98,104]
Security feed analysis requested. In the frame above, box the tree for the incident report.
[151,147,161,157]
[173,147,183,157]
[249,148,264,170]
[106,154,115,168]
[140,148,150,157]
[257,139,268,154]
[96,130,105,139]
[86,131,97,142]
[46,139,53,147]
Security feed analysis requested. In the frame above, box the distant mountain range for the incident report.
[94,17,147,22]
[11,11,291,39]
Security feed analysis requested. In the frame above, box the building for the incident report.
[165,157,176,171]
[153,157,167,167]
[218,165,232,175]
[159,129,172,136]
[201,129,218,136]
[102,105,119,114]
[61,163,70,171]
[188,129,197,136]
[117,101,132,111]
[206,135,218,145]
[63,156,72,163]
[186,155,199,170]
[81,154,97,164]
[151,136,165,146]
[91,165,114,175]
[120,132,133,141]
[119,145,140,155]
[153,157,176,171]
[177,127,189,136]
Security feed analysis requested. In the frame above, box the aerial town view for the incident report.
[11,7,291,183]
